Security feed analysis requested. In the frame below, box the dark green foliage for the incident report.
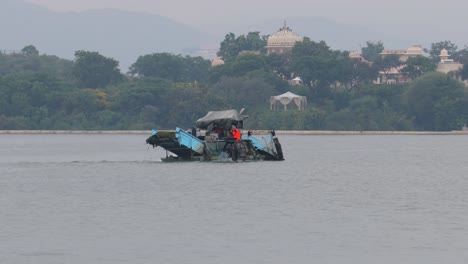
[73,50,123,88]
[291,39,337,87]
[461,64,468,80]
[332,90,352,110]
[404,72,468,130]
[129,53,210,82]
[109,78,171,115]
[361,41,384,62]
[208,76,278,110]
[429,41,458,60]
[64,89,103,115]
[230,53,268,77]
[217,32,267,62]
[162,85,225,129]
[266,52,292,79]
[1,38,468,131]
[251,108,326,130]
[349,60,378,88]
[325,94,413,131]
[453,48,468,64]
[0,115,26,129]
[400,56,437,79]
[21,45,39,57]
[374,54,402,80]
[0,46,73,78]
[456,49,468,81]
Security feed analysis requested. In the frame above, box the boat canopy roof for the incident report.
[195,109,248,129]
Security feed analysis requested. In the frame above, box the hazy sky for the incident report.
[23,0,468,51]
[26,0,466,29]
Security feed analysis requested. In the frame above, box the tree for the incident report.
[429,41,458,60]
[0,48,73,77]
[217,33,239,63]
[460,63,468,80]
[361,41,384,62]
[349,60,378,88]
[109,77,172,115]
[208,63,232,83]
[72,50,123,88]
[217,32,267,62]
[21,45,39,57]
[454,47,468,80]
[162,85,225,128]
[208,76,276,109]
[453,47,468,64]
[240,32,268,51]
[330,51,357,89]
[183,56,211,82]
[130,53,182,81]
[230,53,268,77]
[404,72,468,130]
[130,53,210,82]
[266,52,292,79]
[374,54,402,82]
[64,88,104,115]
[252,108,326,130]
[291,38,339,88]
[400,56,437,79]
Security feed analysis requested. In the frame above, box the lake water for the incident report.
[1,134,468,264]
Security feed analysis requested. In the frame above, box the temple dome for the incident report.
[211,57,225,67]
[266,22,303,49]
[439,48,449,57]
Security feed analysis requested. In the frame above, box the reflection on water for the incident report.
[1,134,468,264]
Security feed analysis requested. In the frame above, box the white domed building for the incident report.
[437,48,463,74]
[211,57,225,67]
[266,22,303,55]
[439,48,450,62]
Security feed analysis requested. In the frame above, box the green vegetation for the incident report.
[1,38,468,131]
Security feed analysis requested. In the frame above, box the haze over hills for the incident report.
[1,0,217,70]
[0,1,384,68]
[3,0,466,71]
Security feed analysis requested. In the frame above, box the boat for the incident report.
[146,109,284,162]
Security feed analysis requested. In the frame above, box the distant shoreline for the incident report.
[1,130,468,135]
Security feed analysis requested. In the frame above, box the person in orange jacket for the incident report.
[230,124,241,141]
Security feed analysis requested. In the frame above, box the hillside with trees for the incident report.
[1,36,468,131]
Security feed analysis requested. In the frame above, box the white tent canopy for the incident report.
[270,91,307,111]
